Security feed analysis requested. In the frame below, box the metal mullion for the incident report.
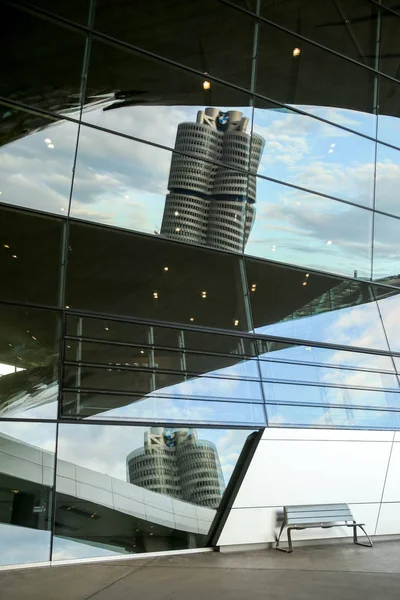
[260,376,400,394]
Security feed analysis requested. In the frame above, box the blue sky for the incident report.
[1,102,400,280]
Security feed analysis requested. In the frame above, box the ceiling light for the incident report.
[302,281,307,286]
[44,138,52,144]
[271,245,276,252]
[65,305,70,309]
[174,211,179,216]
[305,273,309,278]
[201,291,207,298]
[190,317,194,322]
[47,143,55,149]
[234,319,239,326]
[203,80,211,90]
[153,292,158,299]
[17,356,22,360]
[11,489,19,494]
[60,207,65,212]
[140,350,144,354]
[67,345,71,349]
[105,327,109,331]
[163,266,169,271]
[175,227,181,232]
[293,47,301,57]
[326,240,333,245]
[12,255,17,259]
[8,343,12,347]
[251,283,257,292]
[31,336,37,340]
[3,244,9,249]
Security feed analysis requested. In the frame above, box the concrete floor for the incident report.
[1,541,400,600]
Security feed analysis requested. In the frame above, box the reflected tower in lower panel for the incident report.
[127,427,225,508]
[161,108,265,252]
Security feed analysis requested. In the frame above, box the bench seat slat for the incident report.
[285,504,349,512]
[286,511,354,521]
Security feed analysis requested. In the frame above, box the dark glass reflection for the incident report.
[65,221,249,330]
[53,424,256,560]
[256,17,376,137]
[0,206,63,306]
[92,2,255,88]
[0,103,79,215]
[1,3,86,113]
[246,257,389,350]
[0,421,56,566]
[260,0,379,70]
[0,305,60,419]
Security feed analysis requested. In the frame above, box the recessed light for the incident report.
[47,143,55,149]
[12,255,17,259]
[140,350,145,354]
[302,281,307,286]
[44,138,52,144]
[153,292,158,299]
[174,211,179,216]
[105,327,109,331]
[3,244,9,249]
[65,305,70,309]
[8,343,12,347]
[201,291,207,298]
[234,319,239,326]
[163,266,169,271]
[175,227,181,232]
[305,274,309,278]
[203,80,211,90]
[326,240,333,245]
[190,317,194,322]
[293,47,301,57]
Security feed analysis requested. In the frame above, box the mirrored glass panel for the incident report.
[0,304,60,419]
[63,365,263,402]
[260,0,379,69]
[1,3,86,114]
[377,76,400,147]
[0,421,56,567]
[256,340,395,372]
[266,403,400,428]
[263,381,400,410]
[253,103,376,209]
[52,424,257,559]
[260,361,399,390]
[24,0,90,23]
[246,258,389,350]
[61,392,265,424]
[72,116,259,256]
[375,143,400,218]
[245,178,373,279]
[93,1,256,88]
[0,103,78,215]
[372,213,400,286]
[0,206,63,306]
[374,286,400,352]
[82,39,254,149]
[257,18,376,138]
[66,222,249,330]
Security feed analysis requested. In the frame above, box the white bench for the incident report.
[275,503,373,553]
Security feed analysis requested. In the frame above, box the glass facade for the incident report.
[2,0,400,567]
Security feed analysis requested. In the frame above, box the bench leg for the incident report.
[275,525,293,553]
[353,524,373,548]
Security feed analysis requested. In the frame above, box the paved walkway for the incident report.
[2,541,400,600]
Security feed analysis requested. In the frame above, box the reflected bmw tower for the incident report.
[161,108,265,253]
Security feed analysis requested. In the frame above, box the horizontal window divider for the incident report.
[258,355,396,375]
[62,387,263,404]
[264,399,400,412]
[268,421,397,431]
[63,359,260,381]
[61,414,267,427]
[64,335,256,359]
[261,377,400,394]
[10,0,400,120]
[62,306,400,357]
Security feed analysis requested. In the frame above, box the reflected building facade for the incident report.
[127,427,224,508]
[161,108,265,252]
[2,0,400,571]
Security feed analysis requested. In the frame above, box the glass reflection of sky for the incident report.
[2,102,400,280]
